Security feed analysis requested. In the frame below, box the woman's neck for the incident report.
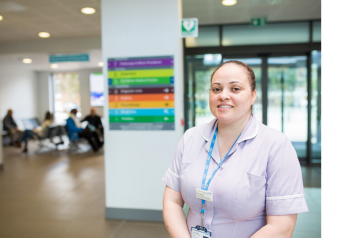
[217,113,251,140]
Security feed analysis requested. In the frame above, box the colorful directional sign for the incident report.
[107,56,175,130]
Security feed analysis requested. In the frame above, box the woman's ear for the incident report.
[251,90,257,105]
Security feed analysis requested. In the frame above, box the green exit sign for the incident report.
[251,17,267,26]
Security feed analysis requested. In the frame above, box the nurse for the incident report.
[162,60,308,238]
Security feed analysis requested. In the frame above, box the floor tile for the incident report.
[112,221,169,238]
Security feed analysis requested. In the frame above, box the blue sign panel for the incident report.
[49,54,89,63]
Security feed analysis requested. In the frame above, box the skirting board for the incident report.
[105,207,163,222]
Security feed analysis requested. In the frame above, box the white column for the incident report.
[102,0,183,221]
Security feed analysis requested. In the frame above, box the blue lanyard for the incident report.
[201,127,241,191]
[200,126,241,215]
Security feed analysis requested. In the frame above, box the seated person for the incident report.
[2,109,23,147]
[66,109,103,152]
[20,111,53,153]
[81,108,104,136]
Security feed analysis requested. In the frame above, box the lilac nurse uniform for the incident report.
[162,114,308,238]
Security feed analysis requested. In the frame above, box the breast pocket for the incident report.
[236,172,266,221]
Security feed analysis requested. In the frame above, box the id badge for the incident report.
[195,188,213,202]
[191,226,212,238]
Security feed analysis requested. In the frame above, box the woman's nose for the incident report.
[219,89,230,101]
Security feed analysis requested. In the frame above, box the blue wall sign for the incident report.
[49,54,89,63]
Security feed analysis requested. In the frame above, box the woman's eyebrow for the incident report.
[230,81,241,84]
[212,82,221,85]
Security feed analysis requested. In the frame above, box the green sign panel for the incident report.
[181,18,198,38]
[251,17,267,27]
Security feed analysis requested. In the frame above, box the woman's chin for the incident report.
[215,116,235,125]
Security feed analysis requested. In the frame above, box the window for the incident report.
[53,73,81,124]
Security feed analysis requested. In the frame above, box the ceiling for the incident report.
[0,49,103,71]
[0,0,321,43]
[0,0,320,71]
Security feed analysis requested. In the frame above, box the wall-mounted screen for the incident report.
[90,73,104,107]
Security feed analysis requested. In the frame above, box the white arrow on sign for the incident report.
[163,88,169,93]
[164,117,169,121]
[164,95,169,100]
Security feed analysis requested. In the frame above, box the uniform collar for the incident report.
[202,114,259,143]
[202,114,259,163]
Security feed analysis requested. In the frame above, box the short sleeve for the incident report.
[162,133,185,192]
[265,135,309,215]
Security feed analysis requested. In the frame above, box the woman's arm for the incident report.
[163,186,190,238]
[251,214,297,238]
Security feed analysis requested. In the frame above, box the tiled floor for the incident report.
[0,142,320,238]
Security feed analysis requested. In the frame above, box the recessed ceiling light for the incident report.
[0,15,3,21]
[98,62,104,67]
[222,0,237,6]
[23,58,32,64]
[51,64,58,69]
[38,32,50,38]
[81,7,95,14]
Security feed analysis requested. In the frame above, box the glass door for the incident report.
[185,54,319,163]
[185,54,221,128]
[311,51,321,162]
[267,56,308,158]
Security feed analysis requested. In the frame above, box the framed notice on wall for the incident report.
[107,56,175,130]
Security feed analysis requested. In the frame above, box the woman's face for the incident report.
[209,63,256,125]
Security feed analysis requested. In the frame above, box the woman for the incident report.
[21,111,53,153]
[66,109,103,152]
[162,61,308,238]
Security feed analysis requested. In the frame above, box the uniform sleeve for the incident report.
[265,135,309,216]
[162,133,185,192]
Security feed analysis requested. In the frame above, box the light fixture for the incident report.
[222,0,237,6]
[98,62,104,67]
[81,7,96,14]
[23,58,32,64]
[51,64,58,69]
[0,15,3,21]
[38,32,50,38]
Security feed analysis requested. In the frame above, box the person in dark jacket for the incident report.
[2,109,23,147]
[81,108,104,136]
[66,109,102,152]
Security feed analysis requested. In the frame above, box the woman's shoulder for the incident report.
[257,122,291,145]
[183,119,216,140]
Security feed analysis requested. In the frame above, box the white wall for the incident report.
[0,66,38,124]
[36,71,51,121]
[0,66,38,166]
[102,0,183,212]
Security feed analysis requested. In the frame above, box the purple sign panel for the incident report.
[108,58,173,69]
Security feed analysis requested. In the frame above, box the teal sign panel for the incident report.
[49,54,89,63]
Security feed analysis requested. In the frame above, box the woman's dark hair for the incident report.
[210,60,256,92]
[70,109,78,115]
[44,111,53,121]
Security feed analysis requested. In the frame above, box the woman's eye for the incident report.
[212,88,221,92]
[232,87,240,92]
